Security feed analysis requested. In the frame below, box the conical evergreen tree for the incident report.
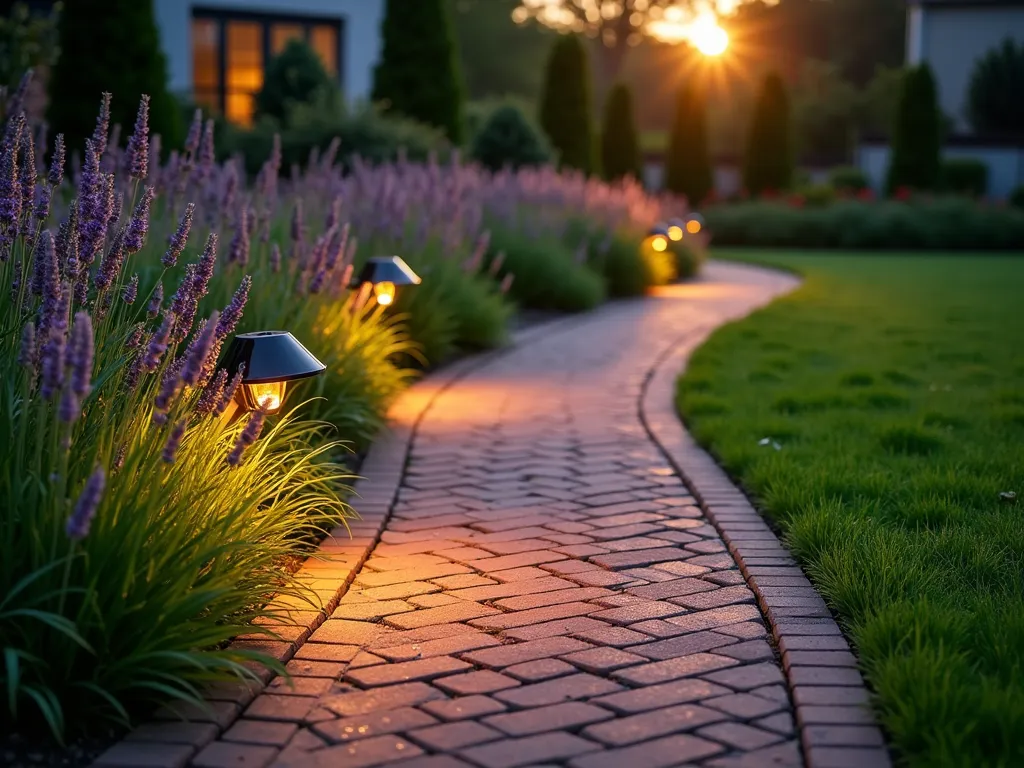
[742,72,793,196]
[600,83,640,181]
[539,35,594,174]
[664,81,713,206]
[48,0,182,154]
[887,64,942,193]
[372,0,465,144]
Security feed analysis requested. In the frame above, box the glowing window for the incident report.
[310,25,339,76]
[271,23,304,55]
[225,21,263,127]
[191,18,219,113]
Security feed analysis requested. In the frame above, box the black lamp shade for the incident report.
[688,213,705,226]
[351,256,422,288]
[221,331,326,385]
[648,223,670,237]
[667,217,686,229]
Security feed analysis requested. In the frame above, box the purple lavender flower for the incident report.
[77,163,113,267]
[152,362,182,421]
[19,126,35,222]
[500,273,515,294]
[59,379,79,424]
[124,186,154,253]
[91,93,112,155]
[221,161,238,213]
[181,312,218,387]
[147,281,163,317]
[48,134,66,187]
[290,200,304,244]
[39,326,66,401]
[227,411,265,465]
[162,418,187,463]
[164,201,194,267]
[33,183,51,224]
[6,70,32,120]
[269,242,281,272]
[197,119,215,179]
[19,322,35,369]
[30,228,57,298]
[195,368,227,417]
[216,276,250,340]
[69,311,94,398]
[126,94,150,180]
[93,225,125,292]
[216,363,245,416]
[143,312,175,372]
[184,109,202,157]
[0,117,23,246]
[126,322,144,350]
[228,207,249,266]
[193,233,217,292]
[112,442,127,473]
[66,466,105,540]
[122,273,139,304]
[148,134,162,188]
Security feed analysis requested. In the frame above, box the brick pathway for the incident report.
[97,263,889,768]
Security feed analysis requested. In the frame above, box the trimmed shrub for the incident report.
[600,83,640,181]
[372,0,465,143]
[829,166,869,192]
[968,38,1024,136]
[1010,185,1024,209]
[471,103,552,171]
[665,81,713,207]
[539,34,594,174]
[940,158,988,198]
[743,73,794,196]
[48,0,182,151]
[887,64,942,193]
[255,39,334,127]
[672,242,705,281]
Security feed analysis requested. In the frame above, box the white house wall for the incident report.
[153,0,384,103]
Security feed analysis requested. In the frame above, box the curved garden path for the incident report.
[95,263,889,768]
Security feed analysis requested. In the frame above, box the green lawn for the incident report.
[677,251,1024,768]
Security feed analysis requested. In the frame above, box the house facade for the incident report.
[906,0,1024,131]
[154,0,385,126]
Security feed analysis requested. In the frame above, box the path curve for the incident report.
[96,262,889,768]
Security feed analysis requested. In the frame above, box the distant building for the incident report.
[906,0,1024,131]
[154,0,385,127]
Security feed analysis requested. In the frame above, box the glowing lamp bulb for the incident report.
[686,220,702,234]
[651,235,669,252]
[667,225,684,241]
[245,380,285,414]
[374,281,396,307]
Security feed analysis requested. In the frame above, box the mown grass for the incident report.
[677,251,1024,768]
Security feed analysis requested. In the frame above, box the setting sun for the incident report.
[692,20,729,56]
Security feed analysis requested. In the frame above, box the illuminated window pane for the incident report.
[226,20,263,126]
[192,18,219,91]
[271,22,304,56]
[310,25,338,76]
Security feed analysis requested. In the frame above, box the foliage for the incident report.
[372,0,466,144]
[254,40,335,128]
[665,81,713,206]
[790,59,857,161]
[470,102,553,172]
[859,65,906,139]
[703,198,1024,250]
[47,0,181,153]
[466,95,537,140]
[829,166,869,192]
[1011,185,1024,209]
[679,251,1024,766]
[743,73,794,196]
[940,158,988,198]
[600,83,640,181]
[0,1,61,90]
[887,64,942,194]
[539,34,594,174]
[968,38,1024,136]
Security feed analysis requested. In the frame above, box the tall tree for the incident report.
[968,39,1024,136]
[373,0,466,144]
[742,72,793,195]
[600,82,640,181]
[886,64,941,193]
[665,81,713,205]
[48,0,181,154]
[539,34,595,173]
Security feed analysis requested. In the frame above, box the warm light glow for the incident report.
[667,225,684,241]
[687,220,703,234]
[691,18,728,56]
[374,281,396,307]
[651,236,669,252]
[246,381,285,414]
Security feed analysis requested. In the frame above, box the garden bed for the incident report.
[677,249,1024,766]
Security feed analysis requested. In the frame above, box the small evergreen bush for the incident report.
[255,39,334,127]
[471,103,552,171]
[940,158,988,198]
[968,38,1024,136]
[665,82,713,206]
[600,83,640,181]
[743,73,794,196]
[829,166,869,192]
[887,64,942,193]
[539,34,594,174]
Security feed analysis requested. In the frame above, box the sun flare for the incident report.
[692,21,729,56]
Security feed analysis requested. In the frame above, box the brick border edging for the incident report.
[638,291,893,768]
[91,314,593,768]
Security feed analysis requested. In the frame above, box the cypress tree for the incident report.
[742,72,793,196]
[887,64,941,193]
[372,0,465,144]
[600,83,640,181]
[539,34,594,174]
[48,0,182,154]
[664,81,713,206]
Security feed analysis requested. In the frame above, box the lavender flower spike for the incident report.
[216,276,250,340]
[124,186,155,254]
[122,274,139,304]
[216,363,245,416]
[66,466,105,540]
[162,418,187,463]
[127,94,150,180]
[184,109,202,157]
[195,368,227,417]
[143,312,175,372]
[227,411,265,465]
[59,378,79,424]
[69,312,94,398]
[269,242,281,272]
[19,125,35,220]
[18,322,35,369]
[163,202,194,267]
[48,134,65,187]
[228,207,249,266]
[0,119,23,247]
[91,93,112,154]
[181,312,218,387]
[147,281,163,317]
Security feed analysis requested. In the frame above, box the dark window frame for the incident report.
[191,6,345,119]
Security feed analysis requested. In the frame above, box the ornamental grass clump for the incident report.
[0,83,354,738]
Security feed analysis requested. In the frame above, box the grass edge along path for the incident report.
[676,250,1024,768]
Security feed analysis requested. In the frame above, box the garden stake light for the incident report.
[667,218,685,242]
[646,224,671,252]
[349,256,422,310]
[686,214,705,235]
[219,331,326,424]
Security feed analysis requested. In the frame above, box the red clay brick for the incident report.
[311,706,436,743]
[561,646,646,673]
[589,600,686,625]
[294,733,424,766]
[484,701,613,736]
[462,636,594,668]
[470,601,597,630]
[594,678,732,714]
[582,703,725,746]
[408,721,504,751]
[589,547,685,570]
[493,587,612,611]
[568,733,724,768]
[191,742,276,768]
[385,601,499,630]
[503,658,577,682]
[345,655,470,686]
[434,670,521,696]
[494,672,623,708]
[459,731,599,768]
[322,681,444,716]
[421,695,507,721]
[613,652,738,685]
